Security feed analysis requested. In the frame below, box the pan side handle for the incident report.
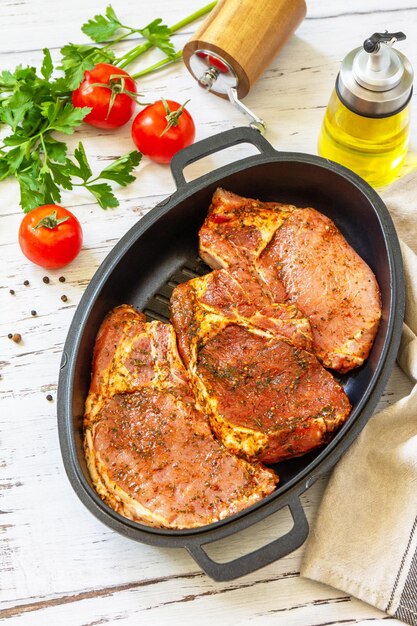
[186,494,309,582]
[170,126,277,189]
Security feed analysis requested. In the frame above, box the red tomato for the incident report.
[18,205,83,269]
[131,99,195,164]
[72,63,137,130]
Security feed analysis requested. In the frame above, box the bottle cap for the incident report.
[337,32,413,117]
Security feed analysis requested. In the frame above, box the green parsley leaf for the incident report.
[81,5,122,43]
[59,43,93,71]
[48,162,73,190]
[60,43,116,89]
[0,159,10,181]
[0,91,33,131]
[0,70,16,90]
[41,48,54,80]
[139,19,175,58]
[97,150,142,186]
[64,63,91,91]
[85,182,119,209]
[48,76,71,97]
[73,142,93,182]
[14,66,38,84]
[41,171,62,204]
[16,159,47,211]
[2,133,29,147]
[20,106,44,136]
[105,5,120,23]
[17,169,40,192]
[17,174,46,212]
[50,103,91,134]
[62,143,141,207]
[39,100,61,124]
[4,146,26,173]
[43,136,68,163]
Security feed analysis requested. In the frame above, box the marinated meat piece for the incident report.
[84,305,278,529]
[171,281,351,464]
[199,187,294,270]
[199,187,293,302]
[199,188,381,372]
[260,207,382,372]
[171,267,313,367]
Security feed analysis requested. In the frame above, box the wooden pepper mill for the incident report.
[183,0,306,131]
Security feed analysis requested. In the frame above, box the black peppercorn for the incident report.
[46,394,53,402]
[9,289,15,295]
[31,310,37,316]
[23,280,29,286]
[42,276,50,284]
[61,295,68,302]
[59,276,66,283]
[7,333,12,339]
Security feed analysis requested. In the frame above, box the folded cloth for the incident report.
[301,172,417,625]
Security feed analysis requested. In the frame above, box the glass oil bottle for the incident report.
[318,32,413,187]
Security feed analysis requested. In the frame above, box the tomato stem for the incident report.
[33,210,69,230]
[160,98,190,136]
[88,77,150,115]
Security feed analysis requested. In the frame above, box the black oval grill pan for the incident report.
[57,127,404,581]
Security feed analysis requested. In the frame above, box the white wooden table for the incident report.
[1,1,416,624]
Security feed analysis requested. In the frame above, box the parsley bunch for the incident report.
[0,2,216,212]
[0,51,140,211]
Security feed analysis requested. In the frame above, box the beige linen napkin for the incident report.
[301,171,417,625]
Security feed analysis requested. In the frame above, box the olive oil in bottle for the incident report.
[318,32,413,187]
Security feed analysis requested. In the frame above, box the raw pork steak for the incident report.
[84,305,278,529]
[171,272,351,464]
[199,188,381,372]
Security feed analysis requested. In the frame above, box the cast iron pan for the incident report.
[57,126,404,581]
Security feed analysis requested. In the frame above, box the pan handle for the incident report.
[186,494,309,582]
[170,126,277,189]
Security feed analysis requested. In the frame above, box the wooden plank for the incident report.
[0,0,416,624]
[0,570,403,626]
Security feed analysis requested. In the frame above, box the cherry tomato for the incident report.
[18,205,83,269]
[72,63,137,130]
[131,99,195,164]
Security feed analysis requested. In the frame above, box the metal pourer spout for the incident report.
[363,31,406,53]
[352,30,407,92]
[338,28,412,115]
[362,32,406,74]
